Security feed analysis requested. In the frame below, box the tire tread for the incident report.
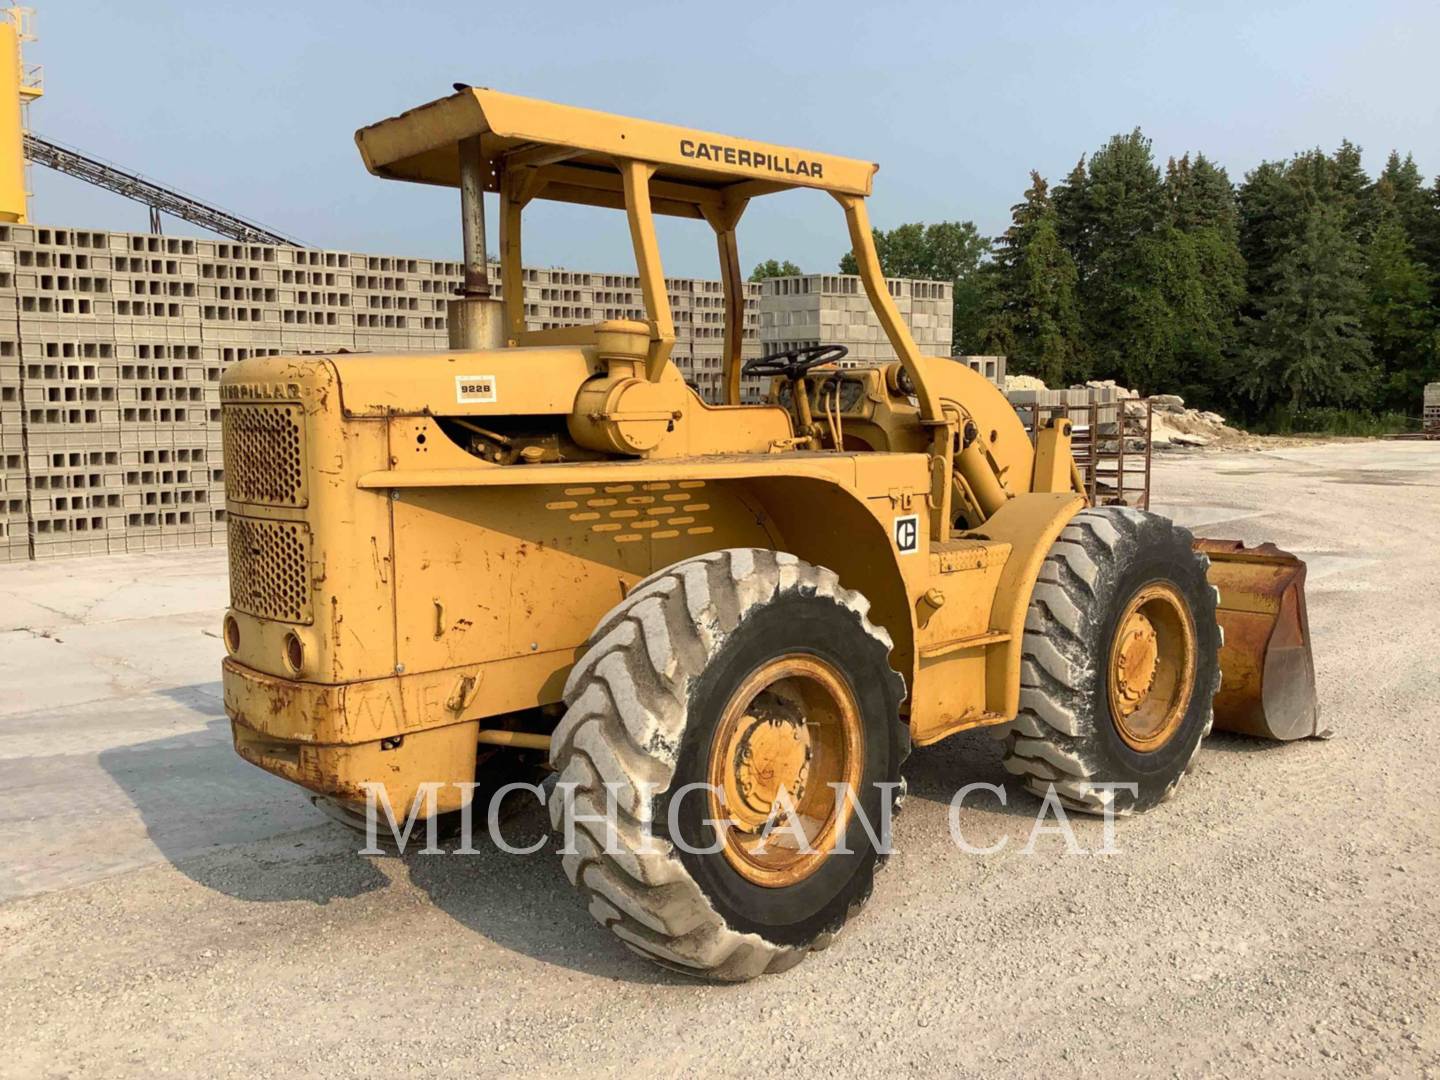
[1002,507,1220,816]
[550,548,904,981]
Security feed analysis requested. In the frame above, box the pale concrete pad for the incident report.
[0,546,325,902]
[1149,503,1268,531]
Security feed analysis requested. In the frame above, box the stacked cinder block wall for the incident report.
[540,269,765,402]
[1425,382,1439,435]
[0,222,953,562]
[960,355,1006,384]
[757,274,954,372]
[0,222,460,562]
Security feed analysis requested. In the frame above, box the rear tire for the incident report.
[1001,507,1220,815]
[549,549,907,981]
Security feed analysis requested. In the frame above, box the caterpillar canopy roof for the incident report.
[354,86,878,218]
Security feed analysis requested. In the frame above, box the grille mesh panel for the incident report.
[228,516,313,624]
[222,404,307,507]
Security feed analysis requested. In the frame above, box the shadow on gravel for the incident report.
[95,691,682,980]
[402,802,686,985]
[156,680,226,717]
[904,728,1044,820]
[1198,730,1321,755]
[96,690,390,904]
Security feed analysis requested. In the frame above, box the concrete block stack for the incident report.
[1005,383,1124,431]
[958,355,1006,384]
[757,273,953,370]
[0,326,22,562]
[525,266,595,332]
[348,250,454,353]
[109,231,215,555]
[0,222,953,561]
[669,277,763,403]
[906,279,952,357]
[525,272,765,403]
[11,225,124,558]
[666,277,705,396]
[1425,382,1439,435]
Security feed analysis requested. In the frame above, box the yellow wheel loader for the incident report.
[220,88,1321,981]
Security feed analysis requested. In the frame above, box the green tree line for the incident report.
[749,258,803,282]
[838,132,1440,429]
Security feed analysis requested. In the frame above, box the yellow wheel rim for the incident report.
[707,654,864,888]
[1107,582,1197,752]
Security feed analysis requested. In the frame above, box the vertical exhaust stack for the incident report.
[448,132,503,349]
[1197,539,1325,742]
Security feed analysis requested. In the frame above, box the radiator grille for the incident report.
[222,403,307,507]
[227,516,313,624]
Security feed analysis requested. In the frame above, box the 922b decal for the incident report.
[455,375,497,404]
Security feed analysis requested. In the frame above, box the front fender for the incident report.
[981,492,1089,717]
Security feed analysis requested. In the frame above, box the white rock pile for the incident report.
[1003,374,1048,393]
[1080,380,1245,449]
[1003,375,1248,449]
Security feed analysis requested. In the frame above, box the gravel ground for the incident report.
[2,440,1437,1078]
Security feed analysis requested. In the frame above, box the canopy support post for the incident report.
[701,197,750,405]
[620,159,675,380]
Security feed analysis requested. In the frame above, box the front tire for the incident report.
[549,549,907,981]
[1001,507,1221,815]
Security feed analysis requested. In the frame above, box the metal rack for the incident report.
[1014,397,1153,510]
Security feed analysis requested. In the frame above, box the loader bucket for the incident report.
[1194,539,1323,741]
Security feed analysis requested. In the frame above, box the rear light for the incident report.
[222,613,241,654]
[283,630,306,676]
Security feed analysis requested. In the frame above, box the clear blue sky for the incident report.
[29,0,1440,278]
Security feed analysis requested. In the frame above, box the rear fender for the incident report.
[736,473,920,693]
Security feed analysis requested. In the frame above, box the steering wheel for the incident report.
[743,344,849,381]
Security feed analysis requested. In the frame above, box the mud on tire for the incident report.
[548,549,907,982]
[1000,507,1221,816]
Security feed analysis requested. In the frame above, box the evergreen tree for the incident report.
[1331,140,1374,238]
[830,134,1437,427]
[1166,153,1239,239]
[1423,175,1440,286]
[1241,199,1375,414]
[1056,129,1173,387]
[951,265,999,356]
[1364,207,1437,410]
[1053,156,1092,273]
[1376,152,1440,288]
[1234,143,1411,419]
[1273,143,1375,246]
[1083,130,1167,243]
[1237,160,1297,297]
[983,172,1083,385]
[1162,154,1246,405]
[1377,153,1428,225]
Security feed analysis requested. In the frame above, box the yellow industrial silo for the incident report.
[0,6,41,223]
